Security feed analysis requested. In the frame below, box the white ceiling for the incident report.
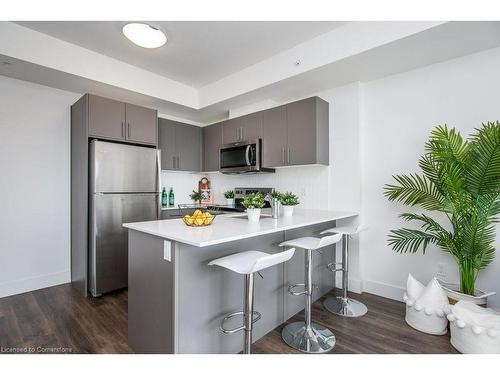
[16,21,346,87]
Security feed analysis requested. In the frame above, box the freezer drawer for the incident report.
[89,193,158,296]
[90,140,159,193]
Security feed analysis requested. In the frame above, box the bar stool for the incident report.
[321,225,367,317]
[208,248,295,354]
[279,233,342,353]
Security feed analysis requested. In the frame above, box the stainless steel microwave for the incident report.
[219,139,275,174]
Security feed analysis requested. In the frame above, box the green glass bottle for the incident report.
[169,187,175,207]
[161,187,167,208]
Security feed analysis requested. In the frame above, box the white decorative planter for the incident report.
[447,300,500,354]
[282,205,295,217]
[437,280,495,306]
[225,198,234,206]
[246,208,261,222]
[404,274,449,335]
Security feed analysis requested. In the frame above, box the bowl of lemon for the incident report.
[182,209,215,227]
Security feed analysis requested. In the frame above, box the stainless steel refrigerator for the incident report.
[89,140,160,297]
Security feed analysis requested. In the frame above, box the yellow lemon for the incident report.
[187,217,195,225]
[204,217,214,225]
[193,209,202,217]
[195,218,204,226]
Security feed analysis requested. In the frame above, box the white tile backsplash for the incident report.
[160,171,202,206]
[162,165,329,209]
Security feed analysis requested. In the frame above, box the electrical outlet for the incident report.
[436,262,446,280]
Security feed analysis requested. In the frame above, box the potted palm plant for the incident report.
[224,190,235,206]
[280,192,299,216]
[242,193,265,222]
[384,123,500,305]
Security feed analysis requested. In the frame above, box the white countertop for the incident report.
[123,209,357,247]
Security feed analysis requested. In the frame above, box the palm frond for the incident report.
[425,124,469,164]
[384,174,446,212]
[466,121,500,197]
[388,228,438,254]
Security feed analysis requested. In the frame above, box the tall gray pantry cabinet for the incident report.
[71,94,158,297]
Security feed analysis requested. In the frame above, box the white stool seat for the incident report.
[279,233,342,251]
[208,249,295,274]
[321,225,367,236]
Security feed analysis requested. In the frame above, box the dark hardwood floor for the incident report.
[0,283,457,354]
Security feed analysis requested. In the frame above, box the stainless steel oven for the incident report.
[219,139,274,174]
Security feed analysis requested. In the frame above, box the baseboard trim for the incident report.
[362,279,405,302]
[0,270,70,298]
[335,274,363,294]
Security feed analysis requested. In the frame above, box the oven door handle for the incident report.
[245,145,252,166]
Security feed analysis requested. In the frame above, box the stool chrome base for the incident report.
[282,321,336,353]
[323,296,368,317]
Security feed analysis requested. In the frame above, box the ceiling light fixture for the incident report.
[122,23,167,49]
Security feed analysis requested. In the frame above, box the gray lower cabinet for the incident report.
[158,118,201,172]
[262,96,329,167]
[87,94,157,146]
[160,210,181,220]
[202,123,222,172]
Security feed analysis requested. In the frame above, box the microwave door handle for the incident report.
[245,145,251,166]
[250,146,255,165]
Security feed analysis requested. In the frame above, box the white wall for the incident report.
[360,46,500,307]
[0,76,79,298]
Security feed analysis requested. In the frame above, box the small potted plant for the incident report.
[242,193,265,222]
[224,190,235,206]
[189,190,203,205]
[280,192,299,216]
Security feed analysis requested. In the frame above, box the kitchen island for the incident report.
[123,209,357,354]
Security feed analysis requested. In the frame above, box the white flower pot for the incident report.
[282,205,295,217]
[225,198,234,206]
[246,208,261,222]
[437,280,495,307]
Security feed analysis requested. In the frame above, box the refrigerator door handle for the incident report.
[157,149,162,219]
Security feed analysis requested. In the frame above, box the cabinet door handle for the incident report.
[240,127,243,141]
[127,123,131,139]
[177,156,180,169]
[121,122,125,138]
[287,148,291,164]
[281,148,285,165]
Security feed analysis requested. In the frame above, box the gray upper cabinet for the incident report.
[87,94,157,146]
[240,112,263,141]
[222,112,262,144]
[203,123,222,172]
[88,95,126,140]
[286,97,318,166]
[222,117,243,144]
[125,103,157,145]
[262,96,329,167]
[158,119,201,172]
[158,118,176,170]
[262,105,287,167]
[177,123,202,172]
